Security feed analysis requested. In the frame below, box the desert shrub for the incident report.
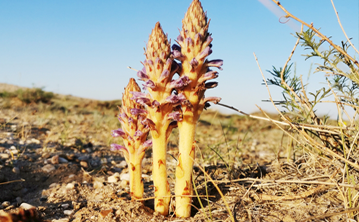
[15,87,54,104]
[259,1,359,219]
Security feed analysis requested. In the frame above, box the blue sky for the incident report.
[1,0,358,115]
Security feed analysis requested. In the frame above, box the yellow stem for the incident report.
[175,117,197,218]
[129,154,144,200]
[152,126,171,215]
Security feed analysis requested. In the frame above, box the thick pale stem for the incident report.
[175,117,197,218]
[129,155,144,200]
[152,126,171,215]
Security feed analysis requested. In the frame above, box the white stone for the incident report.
[118,160,127,168]
[65,183,75,190]
[61,203,69,209]
[108,173,121,183]
[0,153,10,159]
[63,210,74,216]
[20,203,35,210]
[120,173,130,181]
[42,164,56,173]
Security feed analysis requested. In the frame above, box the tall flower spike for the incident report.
[134,22,181,216]
[111,78,151,200]
[174,0,223,218]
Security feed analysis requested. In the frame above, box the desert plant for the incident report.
[111,78,152,200]
[16,87,54,104]
[171,0,223,217]
[259,0,359,219]
[132,22,184,215]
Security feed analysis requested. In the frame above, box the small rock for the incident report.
[99,209,113,218]
[80,160,88,168]
[52,219,69,222]
[42,164,56,173]
[120,180,128,189]
[2,201,10,207]
[49,183,59,188]
[63,210,74,216]
[0,153,10,159]
[66,153,75,160]
[16,197,22,204]
[61,203,69,209]
[31,138,41,144]
[78,155,89,161]
[40,196,47,202]
[108,173,121,183]
[58,157,68,163]
[120,173,130,181]
[68,174,75,179]
[9,146,18,155]
[12,167,20,174]
[20,203,35,210]
[112,167,122,173]
[118,160,127,168]
[66,183,75,190]
[51,155,59,164]
[93,181,104,189]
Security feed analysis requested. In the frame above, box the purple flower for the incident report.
[130,91,147,99]
[111,129,126,138]
[134,130,144,137]
[198,47,212,61]
[110,144,127,152]
[142,118,156,131]
[199,71,219,84]
[177,93,186,101]
[185,37,193,47]
[177,35,184,43]
[206,36,213,45]
[204,97,221,104]
[190,58,199,68]
[130,108,147,115]
[168,111,182,121]
[137,69,149,81]
[170,76,191,88]
[146,59,154,66]
[143,80,156,90]
[134,97,151,106]
[173,50,184,60]
[165,94,186,105]
[205,81,218,89]
[142,139,152,148]
[152,100,160,108]
[159,70,170,81]
[207,59,223,70]
[194,33,202,45]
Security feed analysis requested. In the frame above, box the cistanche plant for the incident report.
[172,0,223,217]
[111,78,152,200]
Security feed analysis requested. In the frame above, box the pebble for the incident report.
[118,160,127,168]
[66,183,75,190]
[93,181,104,189]
[59,157,68,163]
[42,164,56,173]
[120,173,130,181]
[53,219,69,222]
[108,173,121,183]
[80,160,88,168]
[49,183,59,188]
[66,153,75,160]
[78,155,89,161]
[100,209,113,218]
[12,167,20,174]
[0,153,10,159]
[64,210,74,216]
[120,180,128,189]
[2,201,10,207]
[31,138,41,144]
[16,197,22,204]
[9,146,18,155]
[51,155,59,164]
[68,174,75,179]
[20,203,35,210]
[61,203,69,209]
